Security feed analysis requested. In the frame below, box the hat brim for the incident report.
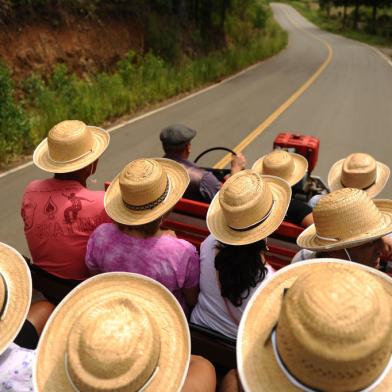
[33,126,110,174]
[207,176,291,246]
[237,259,392,392]
[0,242,32,355]
[34,272,190,392]
[328,159,390,198]
[252,153,308,186]
[104,158,189,226]
[297,199,392,251]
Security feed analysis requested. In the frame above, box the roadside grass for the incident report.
[279,0,392,47]
[0,8,288,166]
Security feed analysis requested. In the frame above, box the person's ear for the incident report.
[186,143,191,154]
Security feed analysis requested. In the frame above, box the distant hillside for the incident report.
[0,0,288,166]
[0,0,242,79]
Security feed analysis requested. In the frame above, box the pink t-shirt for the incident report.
[21,179,111,280]
[85,223,200,312]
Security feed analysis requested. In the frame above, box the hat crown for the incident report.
[341,153,377,189]
[160,124,196,146]
[67,297,160,391]
[313,188,383,240]
[219,171,273,229]
[277,264,392,391]
[47,120,94,163]
[262,150,294,181]
[119,159,168,207]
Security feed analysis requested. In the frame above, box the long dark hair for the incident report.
[215,239,268,307]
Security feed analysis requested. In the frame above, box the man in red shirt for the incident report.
[21,120,111,303]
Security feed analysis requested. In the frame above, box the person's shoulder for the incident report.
[80,187,105,198]
[201,234,217,250]
[292,249,316,263]
[161,234,198,253]
[24,178,53,192]
[92,222,116,237]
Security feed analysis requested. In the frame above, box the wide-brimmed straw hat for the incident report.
[34,272,190,392]
[105,158,189,226]
[33,120,110,173]
[238,259,392,392]
[207,171,291,245]
[252,150,308,186]
[0,242,32,355]
[328,153,390,198]
[297,188,392,251]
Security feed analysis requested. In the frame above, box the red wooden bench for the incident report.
[162,198,304,271]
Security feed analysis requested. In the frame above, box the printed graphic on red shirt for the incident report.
[62,192,93,224]
[43,196,58,220]
[21,198,37,230]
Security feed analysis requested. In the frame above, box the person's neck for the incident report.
[164,152,189,161]
[54,173,87,187]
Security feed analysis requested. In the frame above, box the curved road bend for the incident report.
[1,3,391,255]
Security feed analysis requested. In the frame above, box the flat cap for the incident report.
[160,124,197,146]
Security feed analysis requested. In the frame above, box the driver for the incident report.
[160,124,246,203]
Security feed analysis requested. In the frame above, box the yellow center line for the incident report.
[213,5,333,169]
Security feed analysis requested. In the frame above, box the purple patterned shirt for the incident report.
[86,224,200,311]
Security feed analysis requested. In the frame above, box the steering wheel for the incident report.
[194,147,237,164]
[193,147,236,182]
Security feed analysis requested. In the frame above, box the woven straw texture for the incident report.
[33,120,110,173]
[0,242,32,354]
[34,273,190,392]
[207,172,291,245]
[328,153,390,198]
[0,242,32,355]
[105,158,189,226]
[297,188,392,251]
[238,260,392,392]
[252,150,308,186]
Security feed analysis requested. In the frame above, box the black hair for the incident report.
[162,142,189,155]
[215,239,268,307]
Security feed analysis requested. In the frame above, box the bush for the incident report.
[0,61,31,163]
[2,0,288,165]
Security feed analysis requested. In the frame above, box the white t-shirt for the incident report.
[191,234,274,339]
[291,249,317,263]
[0,343,34,392]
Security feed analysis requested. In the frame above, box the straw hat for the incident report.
[252,150,308,186]
[33,120,110,173]
[328,153,390,198]
[0,242,32,355]
[297,188,392,251]
[238,259,392,392]
[105,158,189,226]
[34,272,190,392]
[207,171,291,245]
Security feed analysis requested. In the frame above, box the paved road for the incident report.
[1,3,392,255]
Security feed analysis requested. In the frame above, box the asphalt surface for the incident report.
[1,3,392,255]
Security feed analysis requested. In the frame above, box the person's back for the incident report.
[91,157,200,312]
[191,170,291,338]
[86,222,199,311]
[21,120,110,286]
[191,234,274,339]
[160,124,246,203]
[22,178,110,280]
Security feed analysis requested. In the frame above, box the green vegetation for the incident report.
[281,0,392,46]
[0,0,288,165]
[0,63,31,160]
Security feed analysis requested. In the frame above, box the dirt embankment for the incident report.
[0,16,144,80]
